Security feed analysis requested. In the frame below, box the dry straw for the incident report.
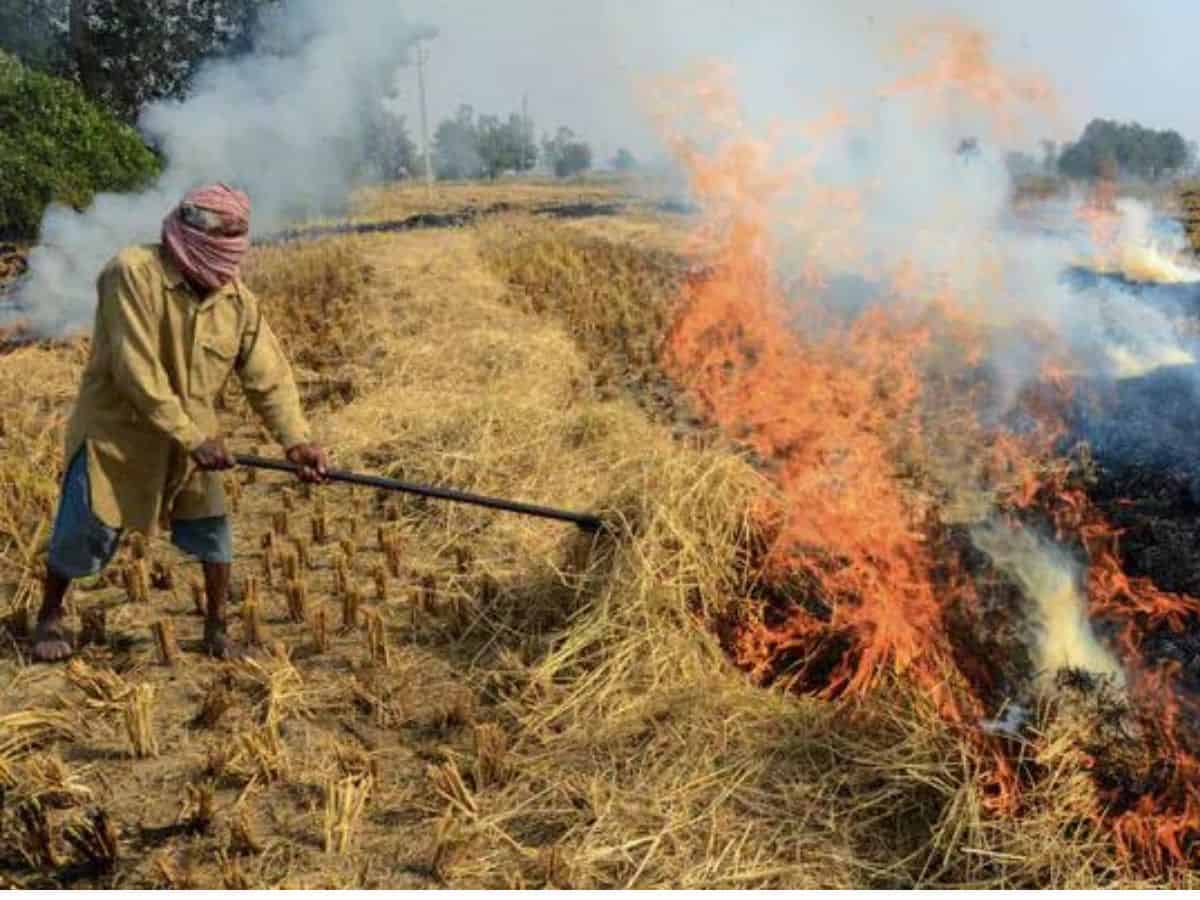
[323,774,373,855]
[341,586,361,632]
[64,658,131,708]
[0,710,80,761]
[21,753,94,808]
[310,606,330,653]
[242,579,265,647]
[292,536,310,571]
[192,680,234,729]
[262,545,277,586]
[123,559,150,604]
[150,559,174,590]
[232,722,288,782]
[286,579,308,623]
[311,513,329,545]
[472,723,511,789]
[152,619,181,666]
[365,610,391,668]
[15,800,59,869]
[384,538,403,579]
[332,552,350,597]
[123,683,159,758]
[312,496,329,544]
[64,808,120,874]
[183,782,216,834]
[229,807,265,855]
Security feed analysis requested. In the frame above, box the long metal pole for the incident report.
[233,454,602,532]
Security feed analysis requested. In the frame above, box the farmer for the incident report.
[31,183,328,662]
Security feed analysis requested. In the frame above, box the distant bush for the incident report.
[613,147,638,172]
[542,127,593,179]
[0,51,160,238]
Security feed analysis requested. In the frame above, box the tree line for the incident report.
[1006,118,1196,182]
[428,105,621,181]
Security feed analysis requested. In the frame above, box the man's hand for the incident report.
[191,436,235,470]
[286,442,329,483]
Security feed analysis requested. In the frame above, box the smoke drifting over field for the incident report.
[12,0,1200,342]
[15,1,434,333]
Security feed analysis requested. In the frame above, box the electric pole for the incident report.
[522,93,530,175]
[416,38,434,198]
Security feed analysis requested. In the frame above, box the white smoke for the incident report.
[14,0,435,334]
[972,521,1124,686]
[759,77,1196,396]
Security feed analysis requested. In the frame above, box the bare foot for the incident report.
[203,623,253,661]
[32,615,74,663]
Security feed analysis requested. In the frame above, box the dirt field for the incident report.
[0,180,1196,888]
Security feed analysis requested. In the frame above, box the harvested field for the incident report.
[1,178,1199,889]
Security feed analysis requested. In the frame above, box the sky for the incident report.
[390,0,1198,164]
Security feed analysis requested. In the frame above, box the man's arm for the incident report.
[101,257,207,452]
[235,297,327,481]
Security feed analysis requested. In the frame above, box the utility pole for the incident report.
[522,93,530,175]
[416,38,434,199]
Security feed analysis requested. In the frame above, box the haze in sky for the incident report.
[393,0,1193,164]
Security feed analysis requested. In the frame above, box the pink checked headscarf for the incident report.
[162,183,251,293]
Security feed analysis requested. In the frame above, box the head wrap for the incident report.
[161,183,251,293]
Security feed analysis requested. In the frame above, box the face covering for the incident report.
[161,183,252,293]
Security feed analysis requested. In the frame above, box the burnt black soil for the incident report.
[1069,364,1200,597]
[260,200,682,246]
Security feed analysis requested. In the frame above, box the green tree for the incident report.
[363,109,417,181]
[1058,118,1193,181]
[476,112,537,179]
[433,104,482,180]
[613,147,637,171]
[0,50,160,237]
[0,0,69,72]
[67,0,280,120]
[542,127,592,178]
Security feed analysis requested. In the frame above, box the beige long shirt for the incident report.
[64,244,310,534]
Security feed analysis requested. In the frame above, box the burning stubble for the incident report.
[971,522,1123,687]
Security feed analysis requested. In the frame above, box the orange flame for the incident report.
[655,21,1200,870]
[884,18,1059,139]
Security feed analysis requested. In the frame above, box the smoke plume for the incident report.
[972,522,1124,686]
[12,0,434,334]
